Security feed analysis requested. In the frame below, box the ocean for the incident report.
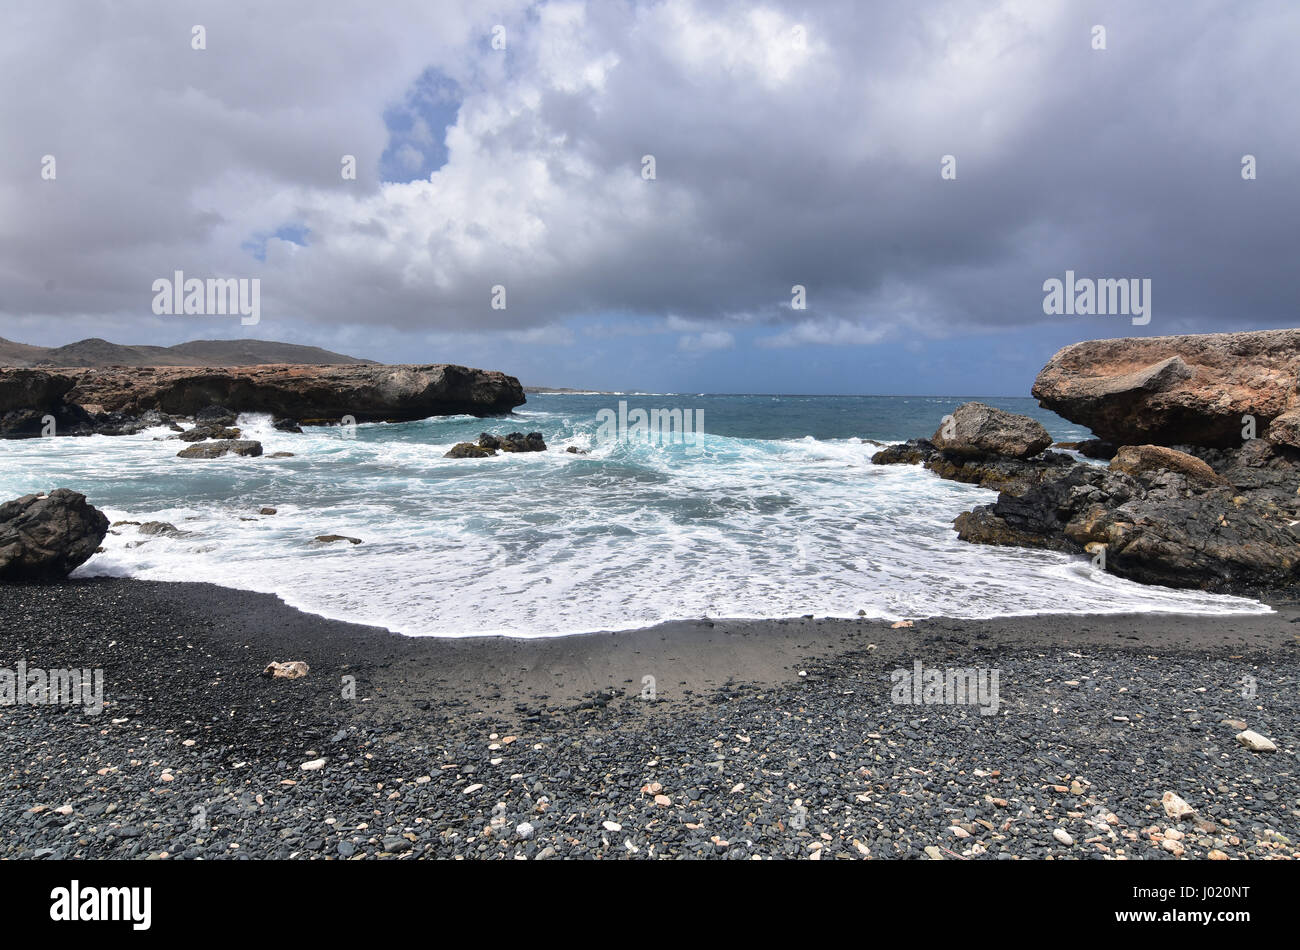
[0,394,1269,636]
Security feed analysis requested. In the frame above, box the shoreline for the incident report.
[2,576,1297,860]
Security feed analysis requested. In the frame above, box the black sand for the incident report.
[1,577,1297,859]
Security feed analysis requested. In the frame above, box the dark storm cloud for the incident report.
[1,0,1295,351]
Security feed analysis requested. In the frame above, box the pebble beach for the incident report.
[2,578,1296,861]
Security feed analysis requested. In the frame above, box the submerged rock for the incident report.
[314,534,362,545]
[446,441,496,458]
[479,431,546,453]
[137,521,189,537]
[0,489,108,581]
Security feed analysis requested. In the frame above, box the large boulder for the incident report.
[930,402,1052,459]
[1033,329,1300,448]
[0,490,109,581]
[176,439,263,459]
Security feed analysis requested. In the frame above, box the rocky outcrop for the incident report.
[195,405,238,427]
[873,406,1062,496]
[446,441,496,458]
[480,431,546,453]
[953,442,1300,593]
[64,363,525,421]
[931,402,1052,459]
[0,363,526,437]
[875,389,1300,593]
[1110,445,1228,489]
[0,490,109,581]
[176,424,241,442]
[871,439,935,466]
[1033,329,1300,448]
[925,450,1077,497]
[446,431,548,459]
[176,440,263,459]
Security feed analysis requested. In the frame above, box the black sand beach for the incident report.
[2,577,1296,860]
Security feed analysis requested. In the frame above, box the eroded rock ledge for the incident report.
[1032,328,1300,448]
[0,363,526,437]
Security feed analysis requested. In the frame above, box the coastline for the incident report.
[2,576,1296,860]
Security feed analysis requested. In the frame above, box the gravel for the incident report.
[1,577,1297,859]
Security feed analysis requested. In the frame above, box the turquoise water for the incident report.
[0,394,1267,635]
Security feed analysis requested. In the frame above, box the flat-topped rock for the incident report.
[0,362,525,432]
[1033,329,1300,448]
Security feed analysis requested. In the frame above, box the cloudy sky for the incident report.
[2,0,1296,393]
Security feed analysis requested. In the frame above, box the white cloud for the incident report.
[2,0,1297,354]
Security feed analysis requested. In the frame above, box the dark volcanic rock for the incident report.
[195,405,238,427]
[953,445,1300,593]
[176,439,263,459]
[872,439,936,466]
[1110,445,1228,489]
[1075,439,1117,460]
[0,405,96,439]
[56,363,526,422]
[273,417,304,433]
[872,435,1070,497]
[446,442,496,459]
[1033,329,1300,448]
[137,521,189,538]
[1,364,524,436]
[0,369,75,414]
[926,450,1077,497]
[931,402,1052,460]
[177,425,241,442]
[479,431,546,453]
[0,490,108,581]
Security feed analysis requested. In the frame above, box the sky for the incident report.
[1,0,1297,394]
